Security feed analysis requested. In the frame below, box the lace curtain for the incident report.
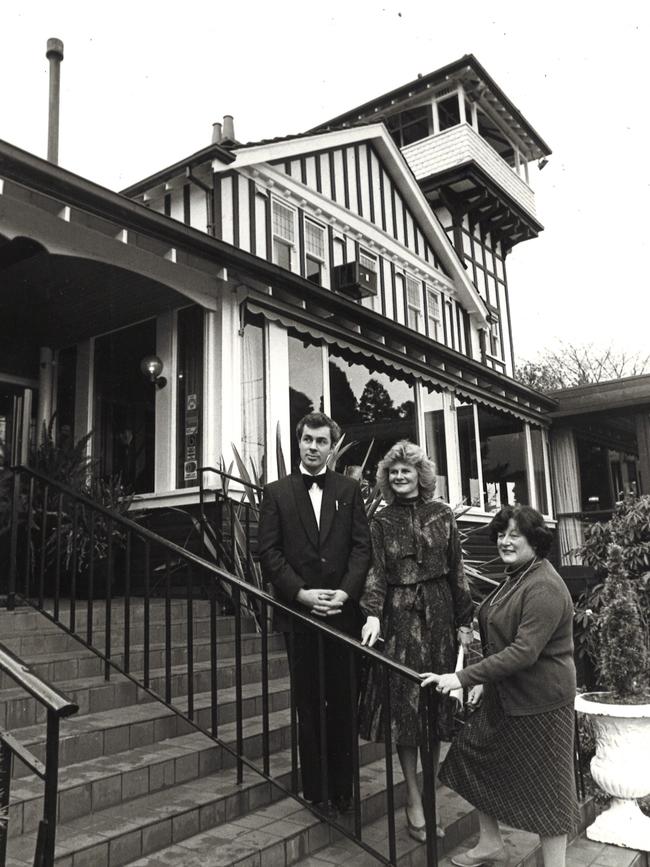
[550,428,583,565]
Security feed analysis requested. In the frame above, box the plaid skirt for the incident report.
[439,684,579,836]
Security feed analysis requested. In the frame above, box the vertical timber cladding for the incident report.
[176,306,204,488]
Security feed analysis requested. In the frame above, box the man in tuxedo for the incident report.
[258,412,371,814]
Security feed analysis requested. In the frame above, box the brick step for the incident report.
[0,630,285,690]
[294,794,599,867]
[1,647,290,732]
[10,695,304,837]
[9,675,291,780]
[118,752,452,867]
[6,747,402,866]
[0,600,251,637]
[1,617,255,661]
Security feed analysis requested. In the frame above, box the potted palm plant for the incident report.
[575,539,650,850]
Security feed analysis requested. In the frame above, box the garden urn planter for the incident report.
[575,692,650,851]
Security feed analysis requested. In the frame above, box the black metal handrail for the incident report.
[0,642,78,867]
[7,465,441,866]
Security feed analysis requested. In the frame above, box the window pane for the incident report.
[306,256,322,285]
[477,406,529,511]
[576,438,612,511]
[176,306,204,488]
[305,221,325,258]
[530,427,549,514]
[289,333,324,468]
[241,313,266,475]
[422,389,448,502]
[273,238,291,270]
[438,94,461,131]
[457,403,481,507]
[329,350,415,482]
[406,276,421,307]
[272,200,294,242]
[56,345,77,439]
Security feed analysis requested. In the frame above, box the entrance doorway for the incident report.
[94,320,156,494]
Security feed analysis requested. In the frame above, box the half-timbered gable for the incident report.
[124,124,490,367]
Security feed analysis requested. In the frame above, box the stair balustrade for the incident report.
[0,641,78,866]
[6,465,442,866]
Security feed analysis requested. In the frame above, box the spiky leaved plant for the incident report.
[598,543,649,699]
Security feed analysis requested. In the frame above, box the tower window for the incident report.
[387,105,433,147]
[437,95,461,131]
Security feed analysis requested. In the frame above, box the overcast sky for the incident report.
[3,0,648,364]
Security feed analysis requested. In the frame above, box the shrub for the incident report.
[598,544,648,698]
[574,494,650,688]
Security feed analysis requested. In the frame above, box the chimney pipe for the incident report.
[212,122,222,144]
[222,114,235,142]
[46,38,64,164]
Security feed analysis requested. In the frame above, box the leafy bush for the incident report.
[574,495,650,695]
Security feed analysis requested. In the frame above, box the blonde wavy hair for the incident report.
[376,440,437,504]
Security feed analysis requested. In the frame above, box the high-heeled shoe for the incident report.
[405,807,446,842]
[451,845,508,867]
[405,806,426,843]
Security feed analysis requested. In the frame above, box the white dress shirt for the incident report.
[300,463,326,528]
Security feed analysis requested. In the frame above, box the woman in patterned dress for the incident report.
[359,440,474,842]
[422,505,579,867]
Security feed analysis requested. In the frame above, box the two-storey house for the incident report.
[0,54,556,535]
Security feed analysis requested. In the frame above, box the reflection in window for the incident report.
[576,438,612,512]
[530,427,549,514]
[457,403,481,507]
[477,406,529,511]
[289,332,324,468]
[329,350,415,482]
[241,312,266,475]
[422,389,448,502]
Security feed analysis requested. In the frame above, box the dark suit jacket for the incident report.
[258,469,371,633]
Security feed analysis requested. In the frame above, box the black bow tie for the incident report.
[302,473,326,489]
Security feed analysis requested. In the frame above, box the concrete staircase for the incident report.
[0,601,619,867]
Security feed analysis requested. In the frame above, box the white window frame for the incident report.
[304,217,326,285]
[271,198,297,270]
[425,285,442,341]
[406,274,423,332]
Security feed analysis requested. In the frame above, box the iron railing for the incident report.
[7,465,442,866]
[0,642,78,866]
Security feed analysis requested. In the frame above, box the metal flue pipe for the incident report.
[46,38,64,164]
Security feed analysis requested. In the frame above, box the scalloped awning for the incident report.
[244,293,550,426]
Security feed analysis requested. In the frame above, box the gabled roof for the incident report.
[215,122,488,322]
[120,142,236,198]
[310,54,551,160]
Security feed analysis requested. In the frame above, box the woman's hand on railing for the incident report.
[360,616,381,647]
[419,671,462,694]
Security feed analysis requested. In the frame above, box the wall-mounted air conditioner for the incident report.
[332,261,377,300]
